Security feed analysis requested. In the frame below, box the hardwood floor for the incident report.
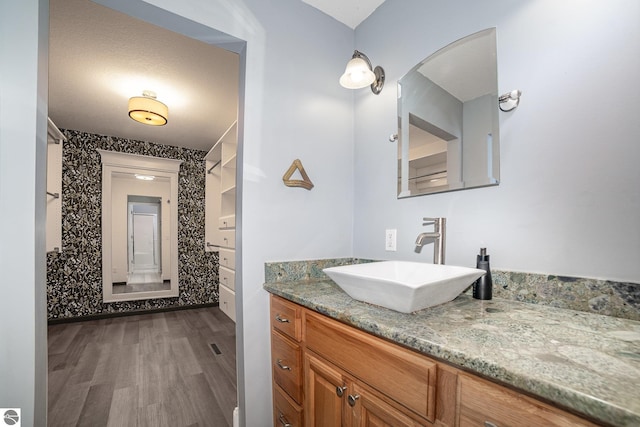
[48,307,237,427]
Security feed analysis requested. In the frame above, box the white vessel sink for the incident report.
[323,261,486,313]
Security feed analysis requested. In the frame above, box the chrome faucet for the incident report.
[415,217,446,264]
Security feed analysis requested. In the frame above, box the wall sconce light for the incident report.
[128,90,168,126]
[339,50,385,95]
[498,89,522,112]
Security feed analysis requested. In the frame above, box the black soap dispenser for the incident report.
[473,248,492,300]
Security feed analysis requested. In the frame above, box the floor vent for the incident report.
[210,343,222,355]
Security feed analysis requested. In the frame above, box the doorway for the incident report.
[128,197,162,275]
[47,0,244,425]
[111,195,170,294]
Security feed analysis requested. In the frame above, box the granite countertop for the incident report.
[264,278,640,427]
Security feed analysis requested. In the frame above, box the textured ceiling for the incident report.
[49,0,239,153]
[48,0,384,152]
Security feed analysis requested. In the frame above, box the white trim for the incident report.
[98,149,182,172]
[99,150,182,302]
[47,117,67,143]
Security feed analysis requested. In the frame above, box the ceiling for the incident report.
[48,0,385,153]
[49,0,239,153]
[302,0,386,29]
[416,29,497,103]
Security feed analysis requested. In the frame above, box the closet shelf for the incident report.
[221,185,236,196]
[222,154,236,169]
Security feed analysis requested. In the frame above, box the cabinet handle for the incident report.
[484,423,498,427]
[275,314,290,323]
[336,386,347,397]
[276,359,291,371]
[348,394,360,407]
[278,413,292,427]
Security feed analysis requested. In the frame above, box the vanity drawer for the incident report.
[218,229,235,249]
[457,374,598,427]
[273,383,303,427]
[218,248,235,269]
[271,295,302,342]
[219,266,235,291]
[271,330,303,404]
[219,284,235,322]
[305,310,437,422]
[219,214,235,229]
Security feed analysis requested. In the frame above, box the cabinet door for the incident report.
[304,353,346,427]
[349,382,429,427]
[305,310,436,422]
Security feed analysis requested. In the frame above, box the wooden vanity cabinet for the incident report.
[305,352,426,427]
[456,374,599,427]
[271,296,304,427]
[270,295,600,427]
[271,295,438,427]
[304,353,343,426]
[304,310,437,426]
[274,385,303,427]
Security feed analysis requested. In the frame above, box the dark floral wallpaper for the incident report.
[46,130,219,320]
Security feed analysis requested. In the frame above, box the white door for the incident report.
[131,212,158,271]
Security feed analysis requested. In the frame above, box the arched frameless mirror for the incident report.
[99,150,182,302]
[397,28,499,198]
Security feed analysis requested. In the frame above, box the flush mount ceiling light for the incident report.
[339,50,385,95]
[128,90,168,126]
[134,174,155,181]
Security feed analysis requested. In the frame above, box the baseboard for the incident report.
[48,302,219,325]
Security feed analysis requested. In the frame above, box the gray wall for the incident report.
[46,130,219,320]
[0,1,49,425]
[353,0,640,282]
[4,0,639,426]
[97,1,356,425]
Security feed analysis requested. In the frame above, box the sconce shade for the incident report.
[340,56,376,89]
[128,94,168,126]
[339,50,385,95]
[498,89,522,112]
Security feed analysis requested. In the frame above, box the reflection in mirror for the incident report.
[398,28,499,197]
[99,150,182,302]
[113,192,167,294]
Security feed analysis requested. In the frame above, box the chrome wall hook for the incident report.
[499,89,522,112]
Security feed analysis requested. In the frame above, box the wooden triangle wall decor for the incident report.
[283,159,314,190]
